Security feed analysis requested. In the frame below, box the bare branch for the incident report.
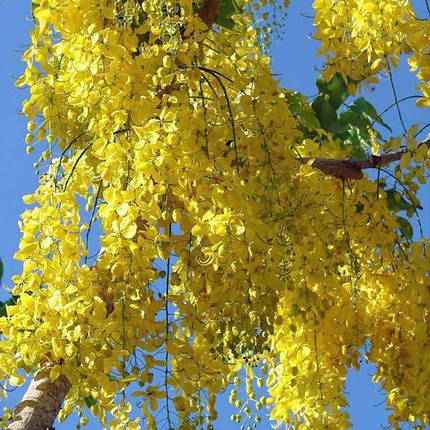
[305,137,430,180]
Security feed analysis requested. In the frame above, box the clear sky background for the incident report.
[0,1,428,429]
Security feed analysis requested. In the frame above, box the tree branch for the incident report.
[305,137,430,180]
[198,0,222,28]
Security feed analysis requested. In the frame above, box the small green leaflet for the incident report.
[311,94,338,132]
[316,73,349,110]
[312,74,350,134]
[215,0,243,31]
[31,1,40,21]
[284,91,321,132]
[349,97,392,132]
[0,258,17,320]
[0,296,19,319]
[396,216,413,241]
[284,91,305,115]
[385,189,422,213]
[384,189,419,241]
[300,110,321,132]
[339,126,369,159]
[84,396,98,408]
[337,107,380,158]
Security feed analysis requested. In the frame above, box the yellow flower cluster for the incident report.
[0,0,428,428]
[313,0,430,106]
[268,180,429,428]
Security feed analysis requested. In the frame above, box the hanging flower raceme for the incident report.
[313,0,430,106]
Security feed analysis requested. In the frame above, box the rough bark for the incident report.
[8,366,71,430]
[306,136,430,180]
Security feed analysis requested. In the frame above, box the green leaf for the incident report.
[84,396,98,408]
[300,110,321,132]
[337,110,376,157]
[339,126,369,159]
[215,0,243,30]
[316,73,349,110]
[328,118,348,134]
[31,1,41,21]
[339,110,371,131]
[283,91,323,135]
[396,216,413,241]
[284,91,305,114]
[385,189,419,212]
[0,296,19,319]
[311,95,338,132]
[349,98,392,132]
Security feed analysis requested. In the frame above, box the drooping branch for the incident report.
[9,1,222,427]
[8,366,71,430]
[198,0,222,28]
[306,137,430,180]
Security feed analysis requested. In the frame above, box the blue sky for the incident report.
[0,1,428,429]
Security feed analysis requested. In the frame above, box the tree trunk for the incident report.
[8,366,71,430]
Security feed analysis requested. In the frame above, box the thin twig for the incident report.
[201,69,240,172]
[164,223,172,429]
[63,143,93,191]
[199,79,210,158]
[54,131,87,187]
[85,181,102,264]
[385,59,408,136]
[370,95,423,128]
